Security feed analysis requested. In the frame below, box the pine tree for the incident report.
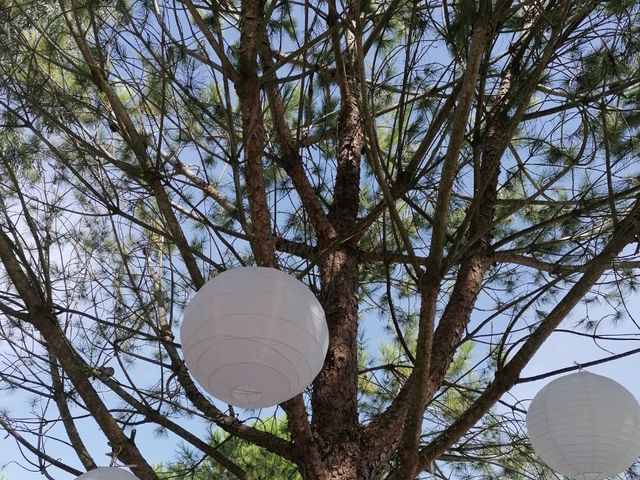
[0,0,640,479]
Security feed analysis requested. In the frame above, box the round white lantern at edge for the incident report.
[75,467,139,480]
[526,371,640,480]
[180,267,329,409]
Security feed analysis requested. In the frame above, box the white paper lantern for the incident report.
[526,371,640,480]
[75,467,139,480]
[180,267,328,409]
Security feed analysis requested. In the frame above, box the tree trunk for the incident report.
[311,11,365,474]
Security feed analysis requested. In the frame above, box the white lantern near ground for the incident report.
[526,371,640,480]
[75,467,139,480]
[180,267,328,409]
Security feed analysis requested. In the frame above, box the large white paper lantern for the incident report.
[526,371,640,480]
[180,267,328,409]
[75,467,139,480]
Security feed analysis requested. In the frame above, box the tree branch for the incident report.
[417,193,640,470]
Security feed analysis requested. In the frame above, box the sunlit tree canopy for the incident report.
[1,0,640,478]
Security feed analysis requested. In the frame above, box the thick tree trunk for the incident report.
[312,133,363,477]
[313,248,361,479]
[310,11,365,474]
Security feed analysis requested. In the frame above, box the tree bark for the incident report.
[310,6,364,478]
[237,0,275,267]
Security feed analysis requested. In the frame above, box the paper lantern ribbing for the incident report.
[180,267,328,409]
[75,467,139,480]
[526,371,640,480]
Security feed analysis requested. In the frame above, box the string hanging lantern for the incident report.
[526,371,640,480]
[74,467,139,480]
[180,267,328,409]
